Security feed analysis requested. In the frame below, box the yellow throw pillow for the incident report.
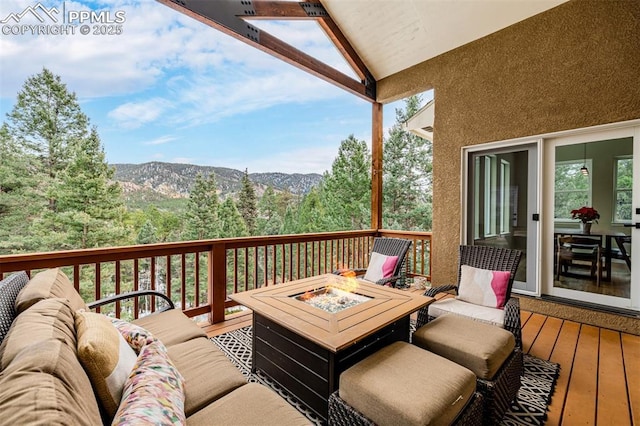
[75,311,138,418]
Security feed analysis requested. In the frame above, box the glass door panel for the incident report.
[466,145,538,293]
[548,127,638,311]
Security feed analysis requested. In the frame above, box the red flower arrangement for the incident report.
[570,206,600,223]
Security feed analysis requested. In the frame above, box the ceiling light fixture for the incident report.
[580,143,589,176]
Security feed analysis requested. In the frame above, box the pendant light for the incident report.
[580,143,589,176]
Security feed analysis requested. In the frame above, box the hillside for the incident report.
[113,162,322,209]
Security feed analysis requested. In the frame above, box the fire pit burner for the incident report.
[294,287,371,313]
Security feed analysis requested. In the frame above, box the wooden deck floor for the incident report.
[204,307,640,426]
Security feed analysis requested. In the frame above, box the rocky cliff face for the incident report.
[113,162,322,199]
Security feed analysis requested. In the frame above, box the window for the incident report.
[472,154,511,239]
[614,156,632,222]
[484,155,497,236]
[554,159,592,220]
[500,160,511,234]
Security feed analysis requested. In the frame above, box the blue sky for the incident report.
[0,0,425,174]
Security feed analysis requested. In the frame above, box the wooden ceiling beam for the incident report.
[248,1,324,20]
[156,0,376,101]
[317,17,371,84]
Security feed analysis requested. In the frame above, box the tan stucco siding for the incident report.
[378,0,640,285]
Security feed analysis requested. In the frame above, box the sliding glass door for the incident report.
[545,126,639,310]
[465,144,539,293]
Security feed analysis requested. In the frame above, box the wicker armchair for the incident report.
[334,237,412,288]
[416,245,523,348]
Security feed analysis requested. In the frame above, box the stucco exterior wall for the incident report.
[378,0,640,285]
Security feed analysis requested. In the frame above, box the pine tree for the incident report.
[183,173,219,240]
[218,198,248,237]
[137,220,158,244]
[32,128,130,249]
[321,135,371,230]
[237,169,258,235]
[6,68,89,209]
[0,125,44,253]
[383,95,433,230]
[257,186,283,235]
[296,187,327,233]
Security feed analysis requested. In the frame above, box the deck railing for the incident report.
[0,229,431,324]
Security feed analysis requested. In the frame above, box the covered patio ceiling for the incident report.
[157,0,567,102]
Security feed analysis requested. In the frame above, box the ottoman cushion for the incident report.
[186,383,311,426]
[413,314,515,380]
[339,341,476,426]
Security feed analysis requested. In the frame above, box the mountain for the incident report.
[113,162,322,207]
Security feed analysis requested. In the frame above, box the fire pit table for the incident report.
[230,274,433,421]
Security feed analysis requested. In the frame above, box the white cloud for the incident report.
[166,68,346,127]
[220,145,341,175]
[143,135,177,145]
[108,97,172,129]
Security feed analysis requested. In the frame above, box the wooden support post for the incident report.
[371,102,383,230]
[209,242,226,324]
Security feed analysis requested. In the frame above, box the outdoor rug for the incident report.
[211,325,560,425]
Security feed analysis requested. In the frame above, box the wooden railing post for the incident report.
[209,242,226,324]
[371,102,383,230]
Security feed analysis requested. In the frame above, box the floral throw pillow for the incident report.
[457,265,511,309]
[111,338,186,426]
[363,253,399,283]
[109,317,155,353]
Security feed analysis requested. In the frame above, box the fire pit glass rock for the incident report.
[295,287,371,313]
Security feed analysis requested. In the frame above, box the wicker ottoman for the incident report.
[328,341,484,426]
[413,314,522,425]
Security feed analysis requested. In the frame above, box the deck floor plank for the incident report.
[546,320,581,426]
[520,309,533,326]
[521,313,547,354]
[527,316,563,361]
[562,324,599,425]
[597,329,631,426]
[622,333,640,425]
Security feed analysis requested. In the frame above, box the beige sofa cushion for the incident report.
[75,310,138,417]
[339,341,476,426]
[187,383,311,426]
[15,268,87,314]
[133,309,206,347]
[167,337,246,416]
[0,339,103,425]
[413,314,515,380]
[0,298,76,369]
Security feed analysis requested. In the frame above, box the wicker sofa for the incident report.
[0,268,310,425]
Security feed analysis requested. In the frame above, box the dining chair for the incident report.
[556,235,604,286]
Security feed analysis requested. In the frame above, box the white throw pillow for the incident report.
[456,265,511,309]
[363,252,399,283]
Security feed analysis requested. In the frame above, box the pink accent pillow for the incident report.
[363,253,399,283]
[457,265,511,308]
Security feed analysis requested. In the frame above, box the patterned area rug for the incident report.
[211,325,560,425]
